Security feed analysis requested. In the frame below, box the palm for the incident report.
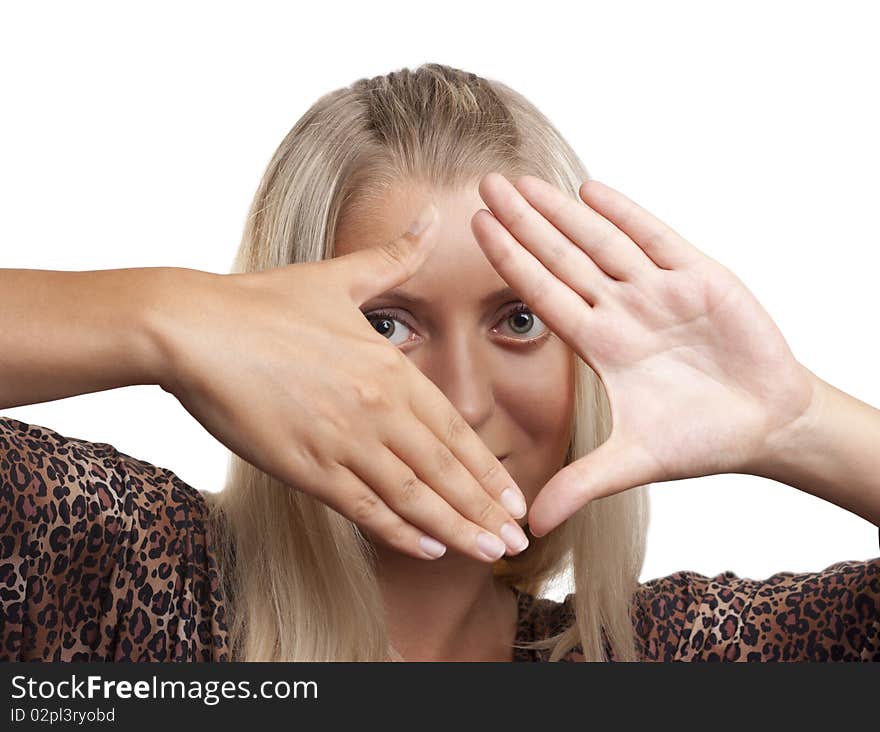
[583,257,812,484]
[473,173,816,536]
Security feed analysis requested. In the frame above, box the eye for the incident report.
[364,309,415,347]
[495,303,549,342]
[363,303,550,347]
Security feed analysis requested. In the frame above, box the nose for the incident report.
[420,329,495,433]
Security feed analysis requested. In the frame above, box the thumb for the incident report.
[342,203,439,305]
[527,435,656,538]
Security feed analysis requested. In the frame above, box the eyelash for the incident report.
[364,303,549,347]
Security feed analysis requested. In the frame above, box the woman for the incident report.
[1,63,877,662]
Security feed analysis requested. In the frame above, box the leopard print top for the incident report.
[2,415,878,662]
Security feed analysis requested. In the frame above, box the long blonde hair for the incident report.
[206,63,650,661]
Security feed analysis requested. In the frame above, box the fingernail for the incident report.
[500,487,527,519]
[500,522,529,553]
[419,535,447,558]
[476,531,506,561]
[407,204,436,235]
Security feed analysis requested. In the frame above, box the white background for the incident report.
[2,1,878,599]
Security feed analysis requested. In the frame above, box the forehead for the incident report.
[333,181,512,303]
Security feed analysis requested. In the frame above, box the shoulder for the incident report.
[0,415,224,661]
[734,558,880,661]
[643,559,880,661]
[514,574,707,661]
[516,560,880,662]
[0,414,210,531]
[632,567,762,661]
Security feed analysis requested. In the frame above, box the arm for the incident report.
[0,267,176,409]
[745,364,880,527]
[0,254,532,565]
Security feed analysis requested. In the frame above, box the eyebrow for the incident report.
[378,285,520,307]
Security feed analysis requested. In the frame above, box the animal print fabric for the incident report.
[1,416,878,662]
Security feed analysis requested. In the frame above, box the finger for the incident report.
[476,173,614,303]
[345,443,511,563]
[406,366,530,521]
[337,203,440,305]
[527,436,657,537]
[508,173,660,284]
[384,413,530,555]
[578,179,702,271]
[318,464,449,560]
[470,204,595,353]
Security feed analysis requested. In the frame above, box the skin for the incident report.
[471,173,880,535]
[334,171,880,661]
[4,148,876,666]
[3,170,876,661]
[334,182,576,661]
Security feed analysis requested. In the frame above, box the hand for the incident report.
[473,173,818,537]
[147,206,530,562]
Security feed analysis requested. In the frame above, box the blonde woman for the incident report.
[1,63,878,662]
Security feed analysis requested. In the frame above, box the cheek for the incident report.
[498,343,576,496]
[507,343,574,436]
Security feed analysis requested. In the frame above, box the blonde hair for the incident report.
[206,63,650,661]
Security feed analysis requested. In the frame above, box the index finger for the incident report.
[405,368,527,518]
[470,202,593,355]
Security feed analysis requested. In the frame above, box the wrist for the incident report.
[742,364,828,481]
[744,365,880,524]
[135,266,205,395]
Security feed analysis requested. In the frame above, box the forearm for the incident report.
[0,267,174,409]
[747,364,880,526]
